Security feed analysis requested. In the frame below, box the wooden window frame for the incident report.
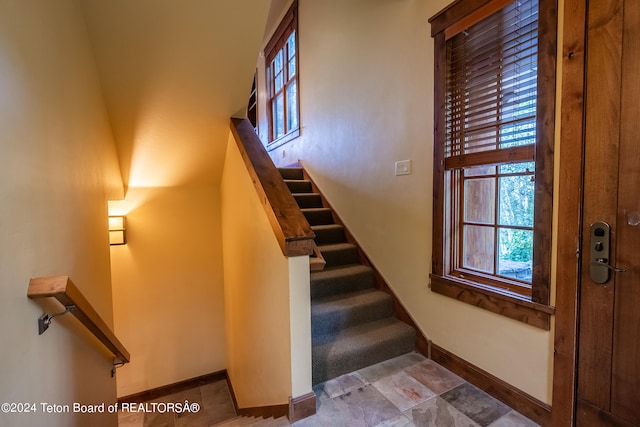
[429,0,557,330]
[265,0,300,149]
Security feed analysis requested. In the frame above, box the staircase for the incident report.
[278,167,416,385]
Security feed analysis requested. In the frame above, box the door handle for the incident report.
[589,221,626,284]
[590,260,627,273]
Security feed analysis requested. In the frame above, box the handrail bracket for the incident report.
[112,359,126,377]
[38,305,76,335]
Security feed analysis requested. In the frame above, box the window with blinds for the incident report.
[444,0,539,296]
[445,0,538,166]
[429,0,556,321]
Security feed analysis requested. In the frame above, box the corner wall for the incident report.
[0,1,123,425]
[220,132,312,408]
[109,186,226,397]
[260,0,557,404]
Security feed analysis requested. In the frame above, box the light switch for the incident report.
[395,160,412,176]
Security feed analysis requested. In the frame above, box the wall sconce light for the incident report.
[108,216,127,245]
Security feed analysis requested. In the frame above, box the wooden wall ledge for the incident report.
[230,118,315,257]
[27,276,130,365]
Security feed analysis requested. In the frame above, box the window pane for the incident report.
[289,55,296,79]
[464,178,495,224]
[273,51,284,92]
[273,94,285,138]
[465,165,496,177]
[286,80,298,132]
[463,225,494,273]
[287,32,296,79]
[288,31,296,56]
[498,228,533,282]
[499,161,534,175]
[499,175,534,227]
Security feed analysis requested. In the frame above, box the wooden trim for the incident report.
[430,0,495,37]
[27,276,130,364]
[531,0,558,306]
[443,145,535,170]
[432,31,447,279]
[229,118,315,257]
[550,0,587,425]
[288,392,316,423]
[430,274,553,330]
[300,164,430,357]
[430,343,551,427]
[264,0,297,62]
[226,374,288,419]
[445,0,514,40]
[118,371,227,403]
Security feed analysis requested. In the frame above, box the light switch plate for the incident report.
[395,160,412,176]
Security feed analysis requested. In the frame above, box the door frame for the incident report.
[551,0,588,425]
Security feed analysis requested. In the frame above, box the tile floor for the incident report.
[118,352,540,427]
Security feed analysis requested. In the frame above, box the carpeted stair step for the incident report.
[311,224,347,245]
[312,289,394,337]
[293,193,323,208]
[312,317,416,384]
[318,242,359,267]
[310,264,375,299]
[278,167,304,180]
[284,179,312,193]
[302,207,334,225]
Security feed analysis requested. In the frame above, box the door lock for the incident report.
[589,221,626,284]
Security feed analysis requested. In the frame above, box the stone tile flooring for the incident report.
[118,352,540,427]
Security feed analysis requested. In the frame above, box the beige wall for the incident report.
[109,186,226,397]
[221,133,312,408]
[0,0,123,425]
[260,0,558,403]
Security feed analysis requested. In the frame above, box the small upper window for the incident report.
[265,1,299,146]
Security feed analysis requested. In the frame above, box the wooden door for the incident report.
[577,1,640,425]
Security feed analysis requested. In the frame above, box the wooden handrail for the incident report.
[230,118,315,257]
[27,276,130,364]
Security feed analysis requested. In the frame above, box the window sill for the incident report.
[429,274,554,330]
[267,128,300,152]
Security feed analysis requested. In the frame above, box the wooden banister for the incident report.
[27,276,130,364]
[230,118,315,257]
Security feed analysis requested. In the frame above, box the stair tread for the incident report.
[318,242,357,252]
[301,207,331,212]
[292,192,321,197]
[312,288,391,312]
[311,263,372,280]
[313,317,414,346]
[311,224,344,231]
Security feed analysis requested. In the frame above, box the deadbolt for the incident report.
[589,221,626,284]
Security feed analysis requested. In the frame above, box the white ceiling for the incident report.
[80,0,272,188]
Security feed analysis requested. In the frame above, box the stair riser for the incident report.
[310,270,375,299]
[294,194,323,209]
[312,329,416,384]
[312,298,393,338]
[312,226,346,245]
[320,246,359,268]
[303,209,334,226]
[278,168,304,180]
[285,180,312,193]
